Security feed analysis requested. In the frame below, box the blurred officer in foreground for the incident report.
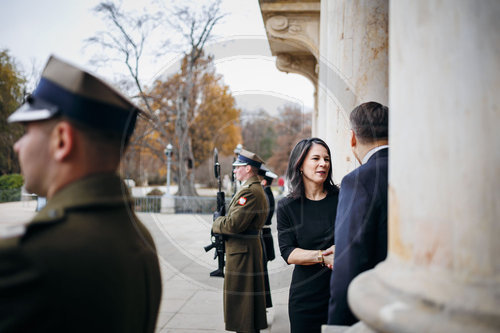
[258,165,277,311]
[213,149,268,332]
[1,55,162,332]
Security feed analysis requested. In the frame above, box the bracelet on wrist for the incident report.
[318,250,325,266]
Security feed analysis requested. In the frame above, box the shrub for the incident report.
[0,173,23,189]
[0,173,24,202]
[147,188,164,196]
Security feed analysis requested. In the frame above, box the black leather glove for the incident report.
[213,205,225,221]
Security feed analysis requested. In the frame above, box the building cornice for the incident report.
[259,0,320,85]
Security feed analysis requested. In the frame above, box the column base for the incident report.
[161,195,175,214]
[347,257,500,333]
[322,323,373,333]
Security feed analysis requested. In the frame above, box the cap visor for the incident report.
[265,171,278,179]
[7,98,59,123]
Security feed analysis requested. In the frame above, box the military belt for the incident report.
[228,229,261,238]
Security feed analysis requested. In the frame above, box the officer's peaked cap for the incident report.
[8,55,142,139]
[233,149,264,168]
[258,165,278,179]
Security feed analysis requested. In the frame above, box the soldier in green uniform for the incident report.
[1,56,162,332]
[212,149,268,332]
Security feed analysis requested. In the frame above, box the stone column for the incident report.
[317,0,388,183]
[348,1,500,332]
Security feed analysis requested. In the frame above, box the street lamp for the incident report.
[165,143,173,195]
[232,143,243,195]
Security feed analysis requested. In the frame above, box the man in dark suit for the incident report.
[1,56,162,332]
[327,101,389,325]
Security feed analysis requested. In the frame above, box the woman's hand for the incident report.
[322,245,335,269]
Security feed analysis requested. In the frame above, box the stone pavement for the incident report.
[0,200,38,226]
[0,201,293,332]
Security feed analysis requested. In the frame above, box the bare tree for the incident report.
[87,0,224,196]
[86,1,170,158]
[167,0,224,196]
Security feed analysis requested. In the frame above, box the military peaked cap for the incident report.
[233,149,264,168]
[258,165,278,179]
[8,55,142,139]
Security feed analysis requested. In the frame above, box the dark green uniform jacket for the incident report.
[213,176,268,332]
[0,173,162,332]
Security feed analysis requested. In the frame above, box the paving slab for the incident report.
[163,313,226,331]
[0,200,36,225]
[156,312,176,331]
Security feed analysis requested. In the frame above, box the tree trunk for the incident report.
[175,58,198,197]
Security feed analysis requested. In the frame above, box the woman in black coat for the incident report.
[277,138,339,333]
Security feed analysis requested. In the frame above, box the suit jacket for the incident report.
[0,173,162,333]
[213,175,268,331]
[328,148,388,325]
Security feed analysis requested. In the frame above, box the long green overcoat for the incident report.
[213,175,268,332]
[0,173,162,332]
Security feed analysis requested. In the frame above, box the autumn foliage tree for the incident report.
[267,104,311,176]
[241,104,311,177]
[190,67,242,164]
[0,50,25,175]
[88,0,225,195]
[128,53,241,189]
[241,110,277,161]
[167,1,224,196]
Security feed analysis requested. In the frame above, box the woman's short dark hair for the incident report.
[286,137,339,199]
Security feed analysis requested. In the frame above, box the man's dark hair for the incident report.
[250,165,260,176]
[286,137,339,199]
[64,117,128,168]
[350,101,389,143]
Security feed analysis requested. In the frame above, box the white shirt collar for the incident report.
[362,145,389,164]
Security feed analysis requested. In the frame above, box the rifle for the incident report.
[203,148,226,277]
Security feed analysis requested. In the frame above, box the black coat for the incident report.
[262,186,275,261]
[328,148,388,325]
[0,174,162,332]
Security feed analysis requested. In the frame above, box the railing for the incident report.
[174,196,226,214]
[133,195,231,214]
[134,196,162,213]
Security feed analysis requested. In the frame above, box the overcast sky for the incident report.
[0,0,314,113]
